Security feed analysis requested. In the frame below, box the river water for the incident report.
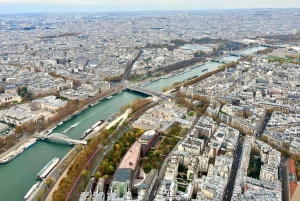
[0,91,147,201]
[146,46,266,92]
[0,46,266,201]
[146,62,222,92]
[240,46,267,54]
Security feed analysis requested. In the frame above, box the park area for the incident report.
[139,123,187,173]
[268,56,300,64]
[248,151,263,179]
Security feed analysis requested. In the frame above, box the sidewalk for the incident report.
[105,109,130,130]
[0,135,32,162]
[44,152,77,201]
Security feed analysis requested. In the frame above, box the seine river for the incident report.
[0,46,265,201]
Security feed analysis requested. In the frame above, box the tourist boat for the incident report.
[141,82,151,87]
[2,149,24,164]
[91,120,105,130]
[184,67,191,73]
[162,73,173,79]
[36,157,60,180]
[23,182,40,201]
[25,139,37,149]
[80,128,93,139]
[63,124,76,134]
[73,111,81,117]
[89,101,100,107]
[45,129,53,135]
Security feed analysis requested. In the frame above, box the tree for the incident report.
[176,97,195,110]
[95,172,102,180]
[15,125,24,135]
[260,136,268,143]
[36,188,47,201]
[45,177,53,188]
[98,165,106,175]
[81,170,89,179]
[281,149,291,157]
[106,165,115,175]
[20,91,25,97]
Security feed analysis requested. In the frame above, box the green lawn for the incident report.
[187,111,196,117]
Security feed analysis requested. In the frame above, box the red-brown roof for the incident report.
[118,142,141,170]
[289,158,296,173]
[290,182,298,199]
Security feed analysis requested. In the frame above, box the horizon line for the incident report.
[1,7,300,15]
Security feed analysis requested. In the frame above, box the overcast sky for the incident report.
[0,0,299,13]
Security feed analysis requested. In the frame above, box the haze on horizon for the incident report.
[0,0,299,13]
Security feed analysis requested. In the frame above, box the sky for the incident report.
[0,0,299,13]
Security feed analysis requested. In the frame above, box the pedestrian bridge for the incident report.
[36,133,87,145]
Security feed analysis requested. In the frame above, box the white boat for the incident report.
[163,73,173,79]
[141,82,151,87]
[24,182,40,201]
[2,156,13,164]
[91,120,105,130]
[89,101,100,107]
[57,122,64,126]
[45,129,53,135]
[63,124,76,134]
[25,139,37,149]
[2,149,24,164]
[184,67,191,73]
[36,157,60,180]
[106,96,114,100]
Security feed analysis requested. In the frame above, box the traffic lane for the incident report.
[223,137,244,201]
[281,158,289,201]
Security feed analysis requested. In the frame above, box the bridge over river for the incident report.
[35,133,87,145]
[126,84,174,100]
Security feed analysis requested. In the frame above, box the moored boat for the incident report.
[73,111,81,117]
[25,139,37,149]
[184,67,191,73]
[23,182,40,201]
[36,157,60,180]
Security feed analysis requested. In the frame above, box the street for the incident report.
[256,114,271,138]
[281,157,289,201]
[223,135,244,201]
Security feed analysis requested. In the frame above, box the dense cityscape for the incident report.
[0,7,299,201]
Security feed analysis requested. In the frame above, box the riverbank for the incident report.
[105,109,130,130]
[0,137,37,164]
[42,146,81,201]
[0,91,148,201]
[0,87,124,165]
[135,60,211,87]
[28,99,137,201]
[28,145,83,201]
